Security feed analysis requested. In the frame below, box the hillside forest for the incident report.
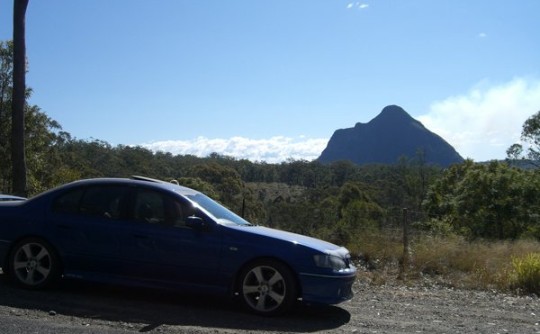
[1,40,540,252]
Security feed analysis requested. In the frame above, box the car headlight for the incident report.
[313,254,348,270]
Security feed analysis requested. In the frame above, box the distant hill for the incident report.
[318,105,464,167]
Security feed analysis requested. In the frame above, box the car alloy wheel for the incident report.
[240,260,297,315]
[9,238,59,289]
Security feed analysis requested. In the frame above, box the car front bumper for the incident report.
[299,269,356,305]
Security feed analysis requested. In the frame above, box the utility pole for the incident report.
[11,0,30,196]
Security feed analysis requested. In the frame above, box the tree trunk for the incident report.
[11,0,29,197]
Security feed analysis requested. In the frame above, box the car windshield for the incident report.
[186,193,252,226]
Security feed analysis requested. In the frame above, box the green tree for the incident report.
[189,163,244,212]
[0,41,14,191]
[24,105,67,193]
[329,160,360,187]
[1,40,69,194]
[424,160,540,239]
[507,110,540,165]
[336,182,384,241]
[176,176,218,199]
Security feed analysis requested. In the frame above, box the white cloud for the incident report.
[418,78,540,161]
[478,32,487,38]
[141,136,328,163]
[347,2,369,10]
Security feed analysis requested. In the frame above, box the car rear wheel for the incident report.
[9,238,60,289]
[239,259,297,316]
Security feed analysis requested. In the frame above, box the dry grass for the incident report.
[348,231,540,293]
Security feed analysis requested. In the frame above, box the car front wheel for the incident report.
[9,238,60,289]
[239,259,297,316]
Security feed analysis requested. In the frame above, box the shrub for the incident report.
[512,253,540,294]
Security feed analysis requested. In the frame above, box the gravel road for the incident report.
[0,272,539,334]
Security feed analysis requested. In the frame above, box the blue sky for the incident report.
[1,1,539,162]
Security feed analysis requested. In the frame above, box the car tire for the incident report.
[238,259,297,316]
[8,238,60,289]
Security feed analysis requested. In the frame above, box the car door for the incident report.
[49,184,132,277]
[120,187,223,288]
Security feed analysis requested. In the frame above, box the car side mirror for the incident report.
[185,216,208,231]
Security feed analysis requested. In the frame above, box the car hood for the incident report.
[226,224,348,256]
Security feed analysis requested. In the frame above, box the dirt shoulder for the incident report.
[349,281,539,333]
[0,274,539,334]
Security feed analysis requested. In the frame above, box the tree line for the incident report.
[1,40,539,246]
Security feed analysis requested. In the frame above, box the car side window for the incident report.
[133,189,186,227]
[53,185,129,220]
[80,186,130,219]
[53,188,84,214]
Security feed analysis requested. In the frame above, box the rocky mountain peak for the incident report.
[318,105,464,167]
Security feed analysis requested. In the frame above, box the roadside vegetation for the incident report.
[351,231,540,295]
[1,40,539,295]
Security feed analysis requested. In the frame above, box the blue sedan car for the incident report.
[0,176,356,315]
